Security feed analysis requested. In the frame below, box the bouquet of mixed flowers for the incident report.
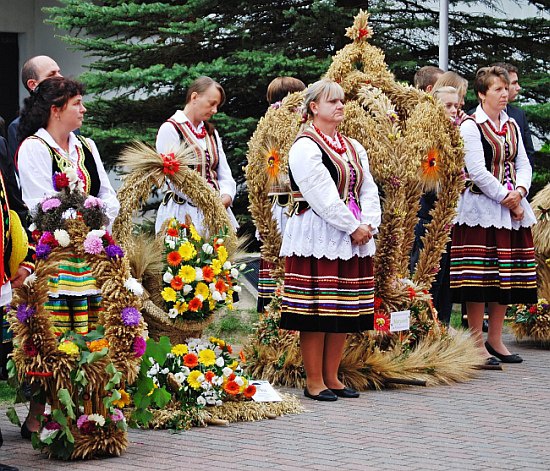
[160,218,244,321]
[130,336,256,427]
[510,298,550,342]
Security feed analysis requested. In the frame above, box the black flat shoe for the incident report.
[485,342,523,363]
[304,388,338,402]
[330,387,360,398]
[20,421,33,440]
[485,356,501,366]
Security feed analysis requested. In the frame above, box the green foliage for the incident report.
[45,0,549,223]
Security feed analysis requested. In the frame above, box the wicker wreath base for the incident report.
[143,300,214,343]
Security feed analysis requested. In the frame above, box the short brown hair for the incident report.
[266,77,306,104]
[413,66,444,91]
[433,71,468,99]
[491,62,518,75]
[185,76,226,107]
[473,66,510,102]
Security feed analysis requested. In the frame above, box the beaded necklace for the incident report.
[185,121,207,139]
[485,119,508,137]
[312,124,347,154]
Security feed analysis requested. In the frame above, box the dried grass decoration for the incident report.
[245,10,482,390]
[8,170,145,460]
[113,142,239,342]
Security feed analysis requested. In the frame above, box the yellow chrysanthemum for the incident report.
[187,370,203,390]
[216,246,228,264]
[209,337,226,347]
[209,298,216,310]
[178,241,196,261]
[195,282,210,300]
[178,265,196,283]
[161,287,177,303]
[229,360,239,370]
[175,301,188,313]
[211,259,222,275]
[58,341,79,356]
[198,349,216,367]
[112,389,131,408]
[171,344,188,356]
[189,224,201,242]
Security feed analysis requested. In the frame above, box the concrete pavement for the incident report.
[1,333,549,470]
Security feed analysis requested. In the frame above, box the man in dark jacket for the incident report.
[492,62,535,166]
[7,56,62,162]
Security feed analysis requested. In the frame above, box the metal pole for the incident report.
[439,0,449,71]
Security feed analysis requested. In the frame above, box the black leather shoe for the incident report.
[20,421,33,440]
[330,387,360,398]
[485,342,523,363]
[485,356,501,366]
[304,388,338,402]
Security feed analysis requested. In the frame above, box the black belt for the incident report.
[269,193,290,207]
[162,191,197,207]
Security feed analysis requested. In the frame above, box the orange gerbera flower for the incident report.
[224,380,240,395]
[87,338,109,352]
[202,266,215,282]
[170,276,184,291]
[239,350,246,363]
[167,227,178,237]
[265,147,281,182]
[420,148,441,187]
[204,371,215,383]
[215,279,227,293]
[243,384,256,398]
[228,373,236,381]
[188,297,203,312]
[226,344,233,354]
[167,251,182,267]
[183,353,199,368]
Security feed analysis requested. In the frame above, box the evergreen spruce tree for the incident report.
[46,0,548,219]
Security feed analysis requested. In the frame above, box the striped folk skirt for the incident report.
[46,294,103,337]
[450,224,537,305]
[257,257,277,313]
[280,255,374,333]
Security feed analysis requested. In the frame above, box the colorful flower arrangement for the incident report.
[160,218,243,321]
[510,298,550,342]
[130,336,255,428]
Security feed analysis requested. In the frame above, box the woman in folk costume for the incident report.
[17,77,119,338]
[17,77,120,437]
[155,76,237,234]
[0,136,34,448]
[280,79,381,401]
[450,66,537,366]
[257,76,306,313]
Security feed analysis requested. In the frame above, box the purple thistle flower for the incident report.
[105,244,124,259]
[16,304,36,323]
[133,336,146,358]
[77,415,89,428]
[36,244,52,259]
[121,307,141,326]
[83,236,104,255]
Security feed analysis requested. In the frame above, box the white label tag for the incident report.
[249,380,282,402]
[390,310,411,332]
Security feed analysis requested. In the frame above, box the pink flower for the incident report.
[77,415,89,428]
[110,409,125,422]
[41,198,62,212]
[133,336,146,357]
[84,196,104,208]
[83,235,104,255]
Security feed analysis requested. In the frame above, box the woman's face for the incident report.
[479,77,509,114]
[54,95,86,130]
[438,92,459,119]
[190,85,222,122]
[311,93,345,126]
